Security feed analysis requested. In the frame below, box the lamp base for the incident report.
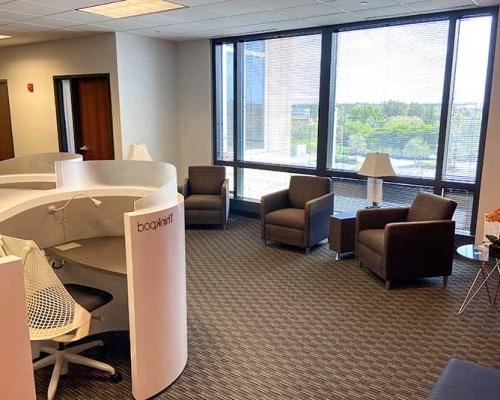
[366,177,383,208]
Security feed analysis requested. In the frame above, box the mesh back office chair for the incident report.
[0,235,121,400]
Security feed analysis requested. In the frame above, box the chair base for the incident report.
[34,340,120,400]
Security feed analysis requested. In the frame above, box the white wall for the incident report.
[476,19,500,240]
[0,33,122,158]
[115,33,178,164]
[175,40,212,180]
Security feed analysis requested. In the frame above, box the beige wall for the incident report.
[175,40,212,180]
[115,33,178,164]
[476,18,500,240]
[0,33,122,158]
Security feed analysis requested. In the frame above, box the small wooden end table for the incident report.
[329,211,357,260]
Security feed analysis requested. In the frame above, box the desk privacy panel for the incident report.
[124,200,187,400]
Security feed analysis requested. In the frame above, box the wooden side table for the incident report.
[329,211,357,260]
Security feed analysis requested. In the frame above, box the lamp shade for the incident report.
[358,153,395,178]
[127,144,153,161]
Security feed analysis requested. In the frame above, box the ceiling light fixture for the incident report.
[0,34,12,40]
[359,1,369,5]
[79,0,185,19]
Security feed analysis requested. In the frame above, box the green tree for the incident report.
[348,134,367,155]
[383,100,409,117]
[403,137,432,163]
[349,104,386,127]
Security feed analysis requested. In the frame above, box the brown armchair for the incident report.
[261,176,334,253]
[179,166,229,228]
[356,192,457,289]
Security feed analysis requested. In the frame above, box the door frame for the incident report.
[0,79,15,160]
[53,73,114,155]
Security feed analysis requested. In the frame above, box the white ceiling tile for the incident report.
[1,21,55,33]
[115,12,180,26]
[0,9,37,21]
[89,18,150,31]
[354,4,414,18]
[302,11,364,26]
[20,16,77,28]
[224,11,292,25]
[279,3,343,18]
[323,0,402,12]
[253,0,320,9]
[28,0,114,8]
[48,10,112,23]
[406,0,475,12]
[65,24,111,32]
[157,6,221,21]
[0,0,66,16]
[196,0,269,16]
[175,0,226,5]
[472,0,500,4]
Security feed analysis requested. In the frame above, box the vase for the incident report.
[489,245,500,260]
[484,215,500,243]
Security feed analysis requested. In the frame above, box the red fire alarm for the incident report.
[27,83,34,92]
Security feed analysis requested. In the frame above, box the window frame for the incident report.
[212,6,499,235]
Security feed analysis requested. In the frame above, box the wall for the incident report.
[0,33,122,158]
[175,40,212,180]
[476,18,500,241]
[115,33,178,164]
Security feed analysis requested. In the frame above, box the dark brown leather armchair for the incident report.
[179,166,229,228]
[261,176,334,253]
[356,192,457,289]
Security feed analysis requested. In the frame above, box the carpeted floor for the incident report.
[36,216,500,399]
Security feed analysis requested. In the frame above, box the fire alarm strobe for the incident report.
[27,83,34,92]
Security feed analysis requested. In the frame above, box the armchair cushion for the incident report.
[358,229,385,255]
[266,208,305,230]
[188,166,225,195]
[185,194,222,210]
[289,176,331,209]
[407,192,457,222]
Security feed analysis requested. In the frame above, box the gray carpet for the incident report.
[36,216,500,399]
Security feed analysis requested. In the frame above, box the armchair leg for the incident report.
[385,280,391,290]
[306,247,310,254]
[443,276,449,288]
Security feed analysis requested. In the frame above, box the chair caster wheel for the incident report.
[110,371,122,383]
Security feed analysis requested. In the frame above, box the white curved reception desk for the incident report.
[0,152,81,189]
[0,160,187,400]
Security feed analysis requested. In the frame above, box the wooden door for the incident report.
[0,81,15,161]
[74,77,114,160]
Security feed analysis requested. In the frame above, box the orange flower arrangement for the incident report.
[486,208,500,223]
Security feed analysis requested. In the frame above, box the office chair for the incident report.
[0,235,121,400]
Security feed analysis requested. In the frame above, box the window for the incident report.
[215,43,234,161]
[443,16,492,183]
[329,21,449,178]
[214,9,496,235]
[241,35,322,168]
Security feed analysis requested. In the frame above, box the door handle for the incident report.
[79,145,89,152]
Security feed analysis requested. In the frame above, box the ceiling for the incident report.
[0,0,498,47]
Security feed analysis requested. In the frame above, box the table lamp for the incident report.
[127,144,153,161]
[358,152,395,208]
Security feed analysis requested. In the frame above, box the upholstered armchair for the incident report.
[179,166,229,228]
[356,192,457,289]
[261,176,334,253]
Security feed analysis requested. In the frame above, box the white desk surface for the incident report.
[47,236,127,275]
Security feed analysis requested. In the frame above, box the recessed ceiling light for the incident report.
[79,0,185,19]
[359,1,369,5]
[0,34,12,40]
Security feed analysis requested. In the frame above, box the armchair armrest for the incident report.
[261,189,289,240]
[178,178,189,198]
[221,179,230,224]
[304,192,334,247]
[384,220,455,279]
[356,207,409,233]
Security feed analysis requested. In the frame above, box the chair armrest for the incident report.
[178,178,189,198]
[221,179,230,224]
[384,220,455,279]
[356,207,409,233]
[261,189,289,240]
[261,189,289,215]
[305,192,334,217]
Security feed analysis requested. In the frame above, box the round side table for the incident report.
[457,244,500,314]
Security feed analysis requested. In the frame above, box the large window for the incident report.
[330,21,449,178]
[241,35,322,167]
[213,9,497,235]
